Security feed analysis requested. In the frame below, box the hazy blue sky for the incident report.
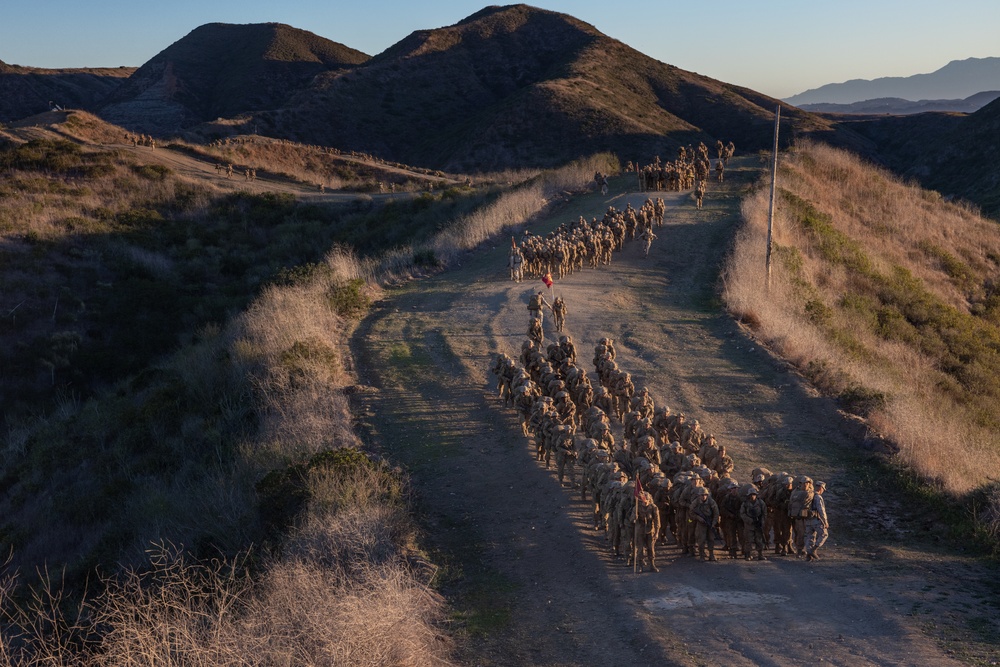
[3,0,998,99]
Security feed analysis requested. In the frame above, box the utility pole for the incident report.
[765,105,780,291]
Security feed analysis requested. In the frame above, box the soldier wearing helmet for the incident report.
[688,485,720,561]
[740,486,768,561]
[805,481,829,561]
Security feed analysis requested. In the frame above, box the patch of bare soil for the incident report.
[352,161,999,666]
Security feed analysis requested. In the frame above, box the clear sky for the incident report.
[3,0,998,99]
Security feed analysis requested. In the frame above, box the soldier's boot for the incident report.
[708,549,717,562]
[756,550,767,561]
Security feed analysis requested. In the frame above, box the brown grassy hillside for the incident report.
[99,23,370,133]
[724,141,1000,510]
[266,4,854,170]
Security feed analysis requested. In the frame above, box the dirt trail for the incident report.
[4,112,427,202]
[108,142,412,202]
[353,161,998,666]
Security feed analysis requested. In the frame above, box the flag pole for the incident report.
[633,475,641,573]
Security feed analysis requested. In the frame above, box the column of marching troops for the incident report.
[625,140,735,210]
[508,139,740,284]
[509,198,665,284]
[493,151,830,572]
[491,327,830,571]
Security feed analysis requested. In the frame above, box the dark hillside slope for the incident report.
[262,4,857,170]
[838,100,1000,219]
[99,23,370,133]
[0,60,133,122]
[924,98,1000,218]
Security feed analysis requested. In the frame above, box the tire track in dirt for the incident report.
[353,164,995,666]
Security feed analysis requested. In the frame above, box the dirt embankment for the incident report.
[351,161,999,666]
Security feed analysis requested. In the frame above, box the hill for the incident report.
[786,56,1000,105]
[799,90,1000,115]
[98,22,370,133]
[832,97,1000,219]
[0,60,134,122]
[251,4,853,170]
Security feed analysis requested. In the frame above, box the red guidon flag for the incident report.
[542,273,553,288]
[634,473,643,498]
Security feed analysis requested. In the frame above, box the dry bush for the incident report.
[722,141,1000,495]
[982,484,1000,543]
[251,559,448,667]
[0,564,88,667]
[87,544,258,667]
[233,277,361,460]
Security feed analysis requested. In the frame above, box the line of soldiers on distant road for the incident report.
[625,140,735,208]
[212,162,257,182]
[508,198,664,283]
[490,293,829,573]
[124,133,156,149]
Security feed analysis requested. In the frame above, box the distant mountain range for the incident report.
[800,91,1000,115]
[786,57,1000,106]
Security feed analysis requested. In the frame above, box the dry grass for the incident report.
[0,541,447,666]
[430,152,618,262]
[173,135,450,192]
[723,141,1000,495]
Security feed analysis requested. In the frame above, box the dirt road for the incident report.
[4,111,429,203]
[353,161,998,666]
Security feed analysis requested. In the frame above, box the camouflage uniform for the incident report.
[631,490,661,572]
[771,476,794,555]
[740,491,768,560]
[788,477,814,557]
[552,296,568,332]
[554,428,577,486]
[689,488,720,561]
[719,484,744,559]
[528,317,544,345]
[528,291,550,326]
[804,482,829,561]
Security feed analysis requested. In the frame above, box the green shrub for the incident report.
[328,278,370,319]
[256,448,400,540]
[413,249,441,268]
[279,338,339,377]
[804,299,832,326]
[134,164,172,181]
[838,384,887,417]
[271,262,332,287]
